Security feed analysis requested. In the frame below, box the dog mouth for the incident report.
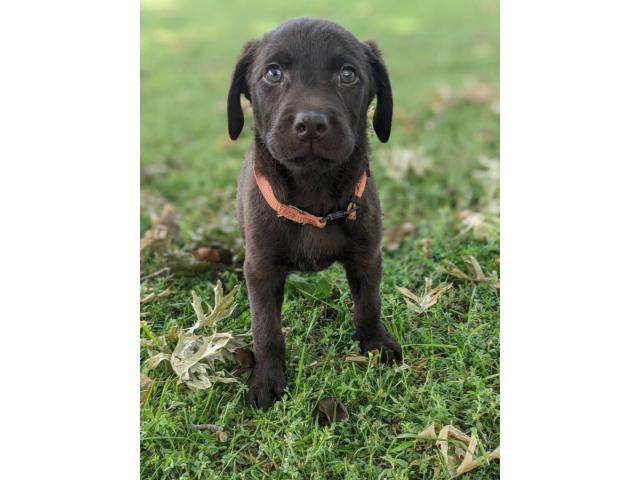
[265,133,355,168]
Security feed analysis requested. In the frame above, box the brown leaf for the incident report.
[317,397,349,424]
[192,246,233,266]
[411,358,429,371]
[193,424,229,442]
[140,373,152,407]
[232,347,255,375]
[140,203,180,252]
[384,222,416,252]
[341,354,368,365]
[341,350,379,367]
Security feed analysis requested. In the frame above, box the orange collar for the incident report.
[253,164,368,229]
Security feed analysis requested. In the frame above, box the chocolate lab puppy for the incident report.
[228,18,401,410]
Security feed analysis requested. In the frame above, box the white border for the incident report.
[1,1,139,478]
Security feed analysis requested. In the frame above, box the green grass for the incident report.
[141,0,499,478]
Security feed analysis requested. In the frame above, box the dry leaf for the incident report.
[193,424,229,442]
[460,81,496,104]
[439,256,499,288]
[168,331,243,390]
[417,422,499,478]
[192,246,233,266]
[317,397,349,424]
[459,210,499,241]
[187,281,240,333]
[384,222,416,252]
[422,239,431,257]
[140,203,180,252]
[140,287,172,304]
[428,84,454,113]
[427,82,497,114]
[341,349,379,367]
[145,283,247,390]
[411,358,429,371]
[397,278,452,314]
[378,147,432,181]
[140,373,152,407]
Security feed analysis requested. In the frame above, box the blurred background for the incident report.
[141,0,499,231]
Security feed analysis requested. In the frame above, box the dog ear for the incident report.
[364,40,393,143]
[227,40,258,140]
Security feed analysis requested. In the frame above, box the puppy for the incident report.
[228,18,401,410]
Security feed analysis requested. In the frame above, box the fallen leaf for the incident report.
[417,422,499,478]
[427,82,497,114]
[439,256,499,288]
[378,147,432,181]
[140,373,153,407]
[167,331,242,389]
[459,210,499,241]
[341,349,379,367]
[187,281,240,333]
[193,424,229,442]
[340,354,368,366]
[411,358,429,371]
[140,287,172,304]
[396,278,452,314]
[422,239,431,257]
[317,397,349,424]
[192,246,233,266]
[140,203,180,252]
[428,84,454,113]
[460,80,496,104]
[145,283,247,390]
[384,222,416,252]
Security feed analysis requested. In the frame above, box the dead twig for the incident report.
[140,267,172,283]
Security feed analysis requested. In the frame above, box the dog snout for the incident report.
[293,112,329,141]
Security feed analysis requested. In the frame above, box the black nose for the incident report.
[293,112,329,141]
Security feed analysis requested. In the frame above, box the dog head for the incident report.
[227,18,393,173]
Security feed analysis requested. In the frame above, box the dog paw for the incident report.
[246,364,286,410]
[360,332,402,364]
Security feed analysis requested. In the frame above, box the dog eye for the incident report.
[265,65,283,83]
[339,66,357,84]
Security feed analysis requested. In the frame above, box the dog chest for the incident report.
[285,224,348,272]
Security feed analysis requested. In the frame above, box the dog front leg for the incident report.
[244,261,287,410]
[344,255,402,364]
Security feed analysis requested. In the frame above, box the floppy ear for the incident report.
[227,40,258,140]
[364,40,393,143]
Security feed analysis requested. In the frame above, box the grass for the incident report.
[141,0,499,478]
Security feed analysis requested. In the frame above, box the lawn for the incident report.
[141,0,500,478]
